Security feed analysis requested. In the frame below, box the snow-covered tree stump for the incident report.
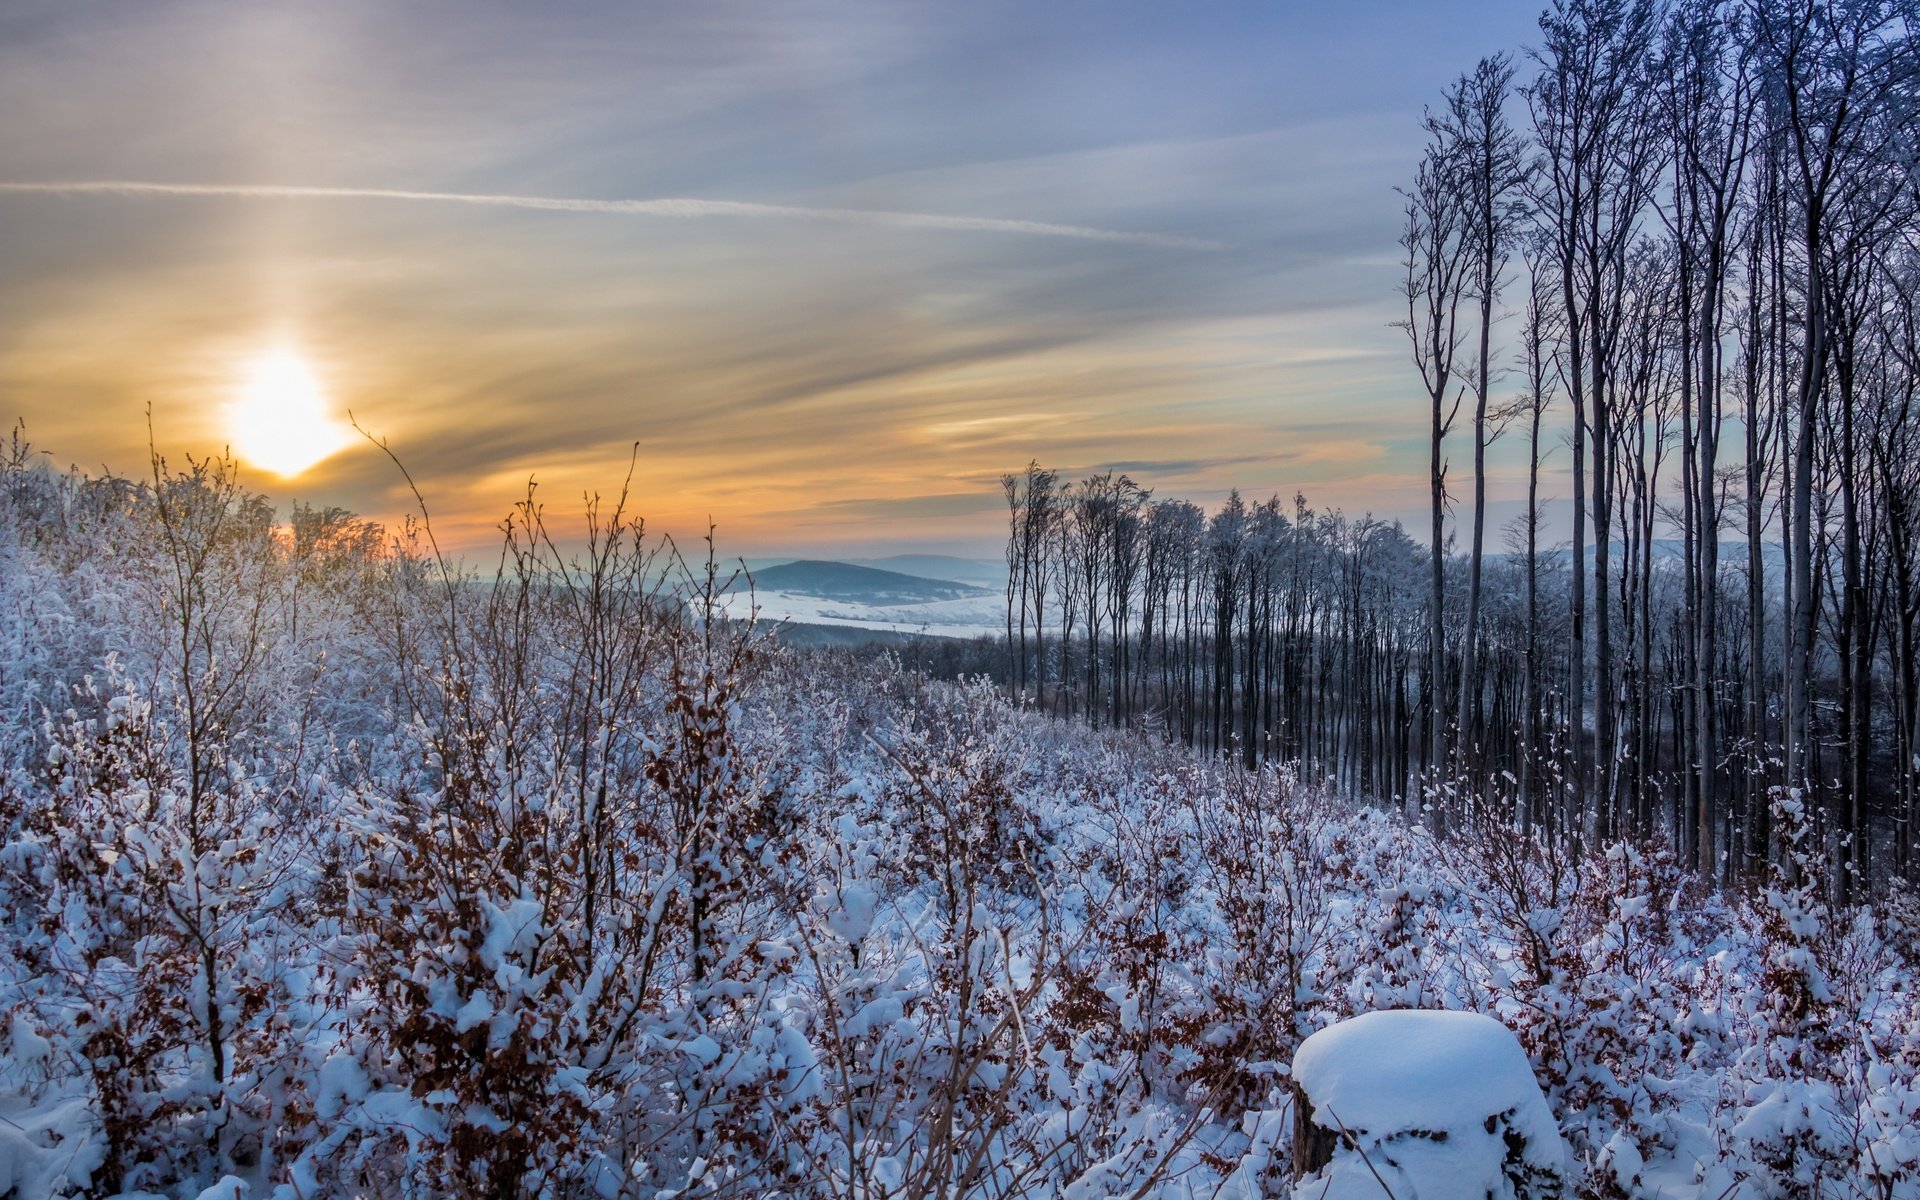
[1288,1010,1567,1200]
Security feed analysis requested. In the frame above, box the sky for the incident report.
[0,0,1548,559]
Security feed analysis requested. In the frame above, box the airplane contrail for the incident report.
[0,180,1221,251]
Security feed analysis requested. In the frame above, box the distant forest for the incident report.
[996,0,1920,896]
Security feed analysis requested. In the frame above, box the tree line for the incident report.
[1003,0,1920,894]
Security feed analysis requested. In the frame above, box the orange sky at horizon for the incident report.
[0,0,1548,560]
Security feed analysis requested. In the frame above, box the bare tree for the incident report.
[1399,127,1474,782]
[1435,54,1532,773]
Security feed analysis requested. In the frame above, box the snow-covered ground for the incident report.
[715,586,1007,638]
[3,462,1920,1200]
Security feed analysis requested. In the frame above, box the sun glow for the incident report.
[228,350,352,476]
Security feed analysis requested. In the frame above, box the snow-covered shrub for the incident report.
[627,554,818,1195]
[15,683,207,1192]
[792,685,1061,1200]
[1181,766,1335,1113]
[1713,791,1920,1198]
[10,671,316,1195]
[1327,808,1453,1015]
[0,449,325,1197]
[1047,764,1204,1107]
[779,710,1217,1200]
[304,505,796,1199]
[1448,809,1719,1194]
[792,859,1051,1199]
[321,737,611,1197]
[870,678,1049,926]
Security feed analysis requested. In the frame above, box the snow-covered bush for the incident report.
[1442,807,1726,1193]
[1329,808,1454,1016]
[0,447,325,1195]
[1181,766,1336,1113]
[1706,791,1920,1198]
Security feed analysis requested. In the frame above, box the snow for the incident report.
[8,1011,50,1066]
[314,1053,371,1121]
[192,1178,248,1200]
[1292,1009,1554,1139]
[3,458,1920,1200]
[0,1128,38,1197]
[822,877,878,944]
[1291,1010,1566,1200]
[714,587,1008,638]
[479,896,545,968]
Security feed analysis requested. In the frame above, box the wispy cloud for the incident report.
[0,181,1222,250]
[771,493,1007,520]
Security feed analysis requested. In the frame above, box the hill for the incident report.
[740,559,991,606]
[848,554,1006,589]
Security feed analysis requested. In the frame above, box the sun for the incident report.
[228,349,352,477]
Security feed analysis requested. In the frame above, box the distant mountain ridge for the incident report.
[738,559,992,606]
[1520,539,1789,573]
[847,554,1006,589]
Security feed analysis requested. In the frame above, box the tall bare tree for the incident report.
[1399,130,1475,779]
[1433,54,1531,772]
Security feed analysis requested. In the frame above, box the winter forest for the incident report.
[1002,0,1920,898]
[7,1,1920,1199]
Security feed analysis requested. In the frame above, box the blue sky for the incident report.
[0,0,1548,555]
